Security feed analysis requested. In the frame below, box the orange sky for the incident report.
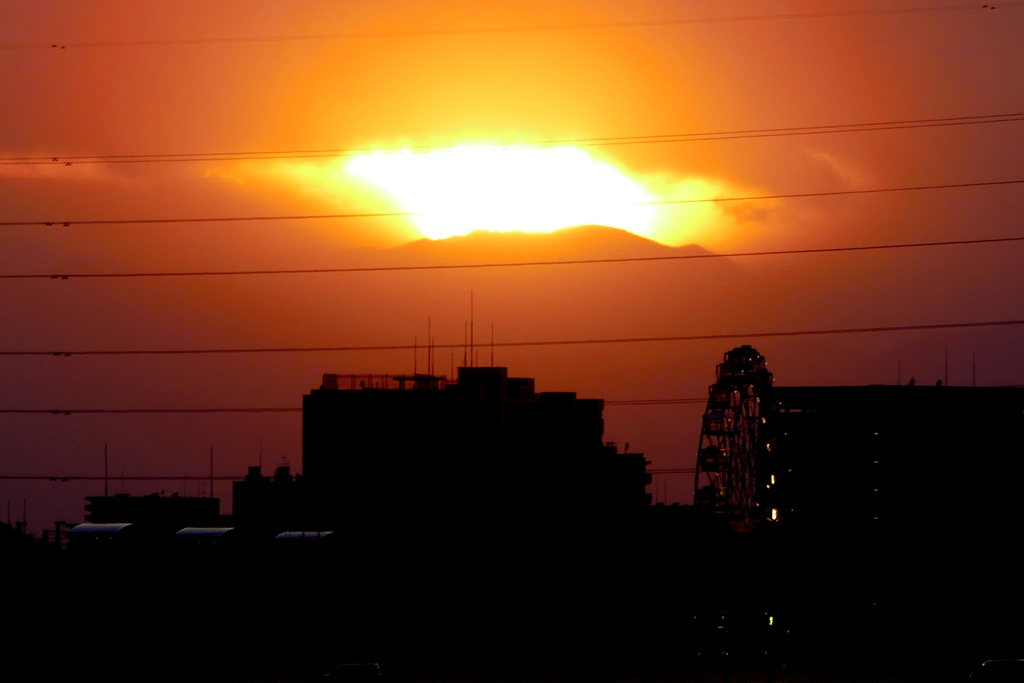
[1,0,1023,527]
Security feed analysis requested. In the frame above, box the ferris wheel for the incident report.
[693,346,773,531]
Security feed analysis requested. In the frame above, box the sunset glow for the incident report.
[345,145,660,241]
[4,2,1023,661]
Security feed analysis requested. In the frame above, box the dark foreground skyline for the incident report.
[3,3,1024,679]
[4,350,1024,681]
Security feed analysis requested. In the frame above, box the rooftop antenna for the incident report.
[104,441,109,497]
[470,291,475,367]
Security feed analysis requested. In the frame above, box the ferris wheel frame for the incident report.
[693,346,773,531]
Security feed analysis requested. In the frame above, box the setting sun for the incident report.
[265,145,754,248]
[345,145,659,240]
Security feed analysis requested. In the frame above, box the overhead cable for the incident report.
[2,3,1019,50]
[4,233,1024,282]
[0,471,694,480]
[2,112,1021,165]
[0,408,301,414]
[0,475,242,481]
[1,177,1021,238]
[3,319,1023,358]
[0,210,418,228]
[0,399,706,414]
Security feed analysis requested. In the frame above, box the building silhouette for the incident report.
[18,355,1024,675]
[84,491,221,529]
[230,366,650,541]
[686,350,1024,669]
[761,384,1024,541]
[691,347,1024,540]
[297,365,650,538]
[231,464,310,530]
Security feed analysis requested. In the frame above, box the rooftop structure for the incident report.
[84,492,221,529]
[299,365,650,535]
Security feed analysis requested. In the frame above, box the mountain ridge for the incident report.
[389,225,713,263]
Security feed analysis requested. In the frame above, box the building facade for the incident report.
[299,366,651,537]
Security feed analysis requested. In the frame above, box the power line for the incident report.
[2,4,1018,50]
[3,112,1021,165]
[0,475,241,481]
[0,408,301,415]
[1,471,698,480]
[640,178,1024,206]
[5,233,1024,282]
[16,389,1024,415]
[0,210,418,227]
[0,399,708,414]
[606,399,707,406]
[1,177,1021,238]
[4,319,1023,358]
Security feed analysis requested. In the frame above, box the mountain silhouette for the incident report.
[390,225,715,264]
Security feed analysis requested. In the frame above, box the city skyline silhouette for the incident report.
[3,1,1024,679]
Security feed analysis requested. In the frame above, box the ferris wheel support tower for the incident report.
[693,346,773,532]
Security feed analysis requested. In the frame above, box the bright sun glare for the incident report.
[345,145,660,241]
